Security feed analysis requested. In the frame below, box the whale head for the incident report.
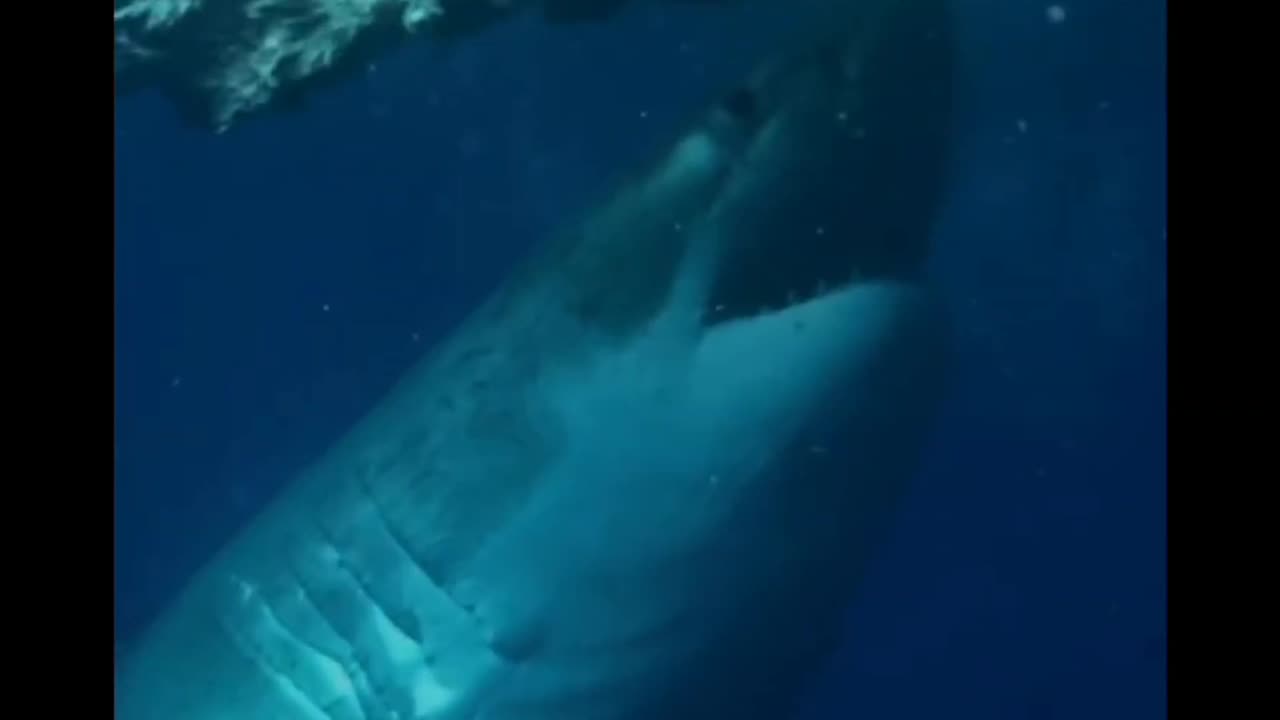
[114,2,955,719]
[447,1,955,715]
[524,0,952,341]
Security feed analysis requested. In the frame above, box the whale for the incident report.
[114,0,954,717]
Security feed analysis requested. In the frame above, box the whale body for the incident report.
[114,0,954,717]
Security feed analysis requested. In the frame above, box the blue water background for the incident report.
[114,0,1167,717]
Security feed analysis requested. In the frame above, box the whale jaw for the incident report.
[445,276,946,719]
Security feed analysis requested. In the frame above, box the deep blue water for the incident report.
[114,0,1167,717]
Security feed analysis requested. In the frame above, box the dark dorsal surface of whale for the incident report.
[114,0,953,717]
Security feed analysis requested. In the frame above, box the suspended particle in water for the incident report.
[1046,5,1067,23]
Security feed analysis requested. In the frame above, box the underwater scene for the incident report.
[114,0,1167,718]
